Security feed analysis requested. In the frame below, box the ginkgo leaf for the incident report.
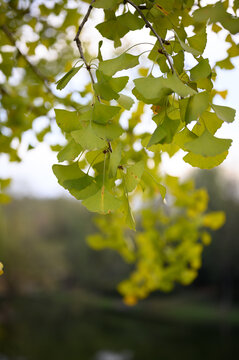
[53,163,86,186]
[56,64,83,90]
[57,139,82,162]
[71,125,107,150]
[185,91,209,123]
[148,126,167,147]
[93,102,121,124]
[192,111,223,136]
[175,32,201,56]
[148,115,180,147]
[188,27,207,54]
[70,182,99,200]
[93,0,119,9]
[117,94,134,110]
[173,50,184,75]
[99,53,139,77]
[190,59,211,81]
[82,186,121,214]
[92,123,123,141]
[55,109,80,132]
[86,150,105,166]
[94,70,129,100]
[125,161,144,192]
[184,129,232,156]
[63,176,93,192]
[212,104,236,123]
[75,103,120,125]
[134,73,196,103]
[216,57,234,69]
[122,195,136,231]
[183,151,228,169]
[174,128,198,150]
[193,2,239,35]
[96,12,144,47]
[109,143,122,177]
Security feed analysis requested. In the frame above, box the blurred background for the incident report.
[1,168,239,360]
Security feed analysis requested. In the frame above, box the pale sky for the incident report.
[1,3,238,198]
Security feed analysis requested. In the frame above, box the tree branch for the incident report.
[74,0,100,99]
[125,0,175,74]
[1,24,51,88]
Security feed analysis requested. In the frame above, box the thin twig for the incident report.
[125,0,175,74]
[74,0,99,99]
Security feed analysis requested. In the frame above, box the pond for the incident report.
[0,293,238,360]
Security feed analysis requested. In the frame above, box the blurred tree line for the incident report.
[0,170,238,304]
[0,196,131,296]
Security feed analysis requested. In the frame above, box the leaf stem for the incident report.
[103,152,107,188]
[123,42,155,54]
[86,151,102,175]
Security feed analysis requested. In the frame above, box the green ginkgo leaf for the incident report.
[70,182,99,201]
[174,128,198,151]
[53,163,86,186]
[56,64,83,90]
[109,143,122,177]
[57,139,82,162]
[184,129,232,157]
[148,115,180,147]
[93,0,119,9]
[96,12,144,47]
[71,125,107,150]
[185,91,210,123]
[183,151,228,169]
[94,70,129,100]
[125,161,144,193]
[99,53,139,77]
[92,123,123,141]
[82,186,121,214]
[193,111,223,136]
[55,109,80,132]
[134,73,196,103]
[175,32,201,56]
[93,102,121,124]
[212,104,236,123]
[117,94,134,110]
[122,194,136,231]
[190,59,211,81]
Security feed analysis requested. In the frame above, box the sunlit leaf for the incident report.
[99,53,139,77]
[125,161,144,193]
[71,125,107,150]
[183,151,228,169]
[212,104,236,123]
[56,64,83,90]
[82,186,121,214]
[184,129,232,157]
[55,109,80,133]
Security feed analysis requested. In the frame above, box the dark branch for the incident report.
[74,0,100,100]
[125,0,175,73]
